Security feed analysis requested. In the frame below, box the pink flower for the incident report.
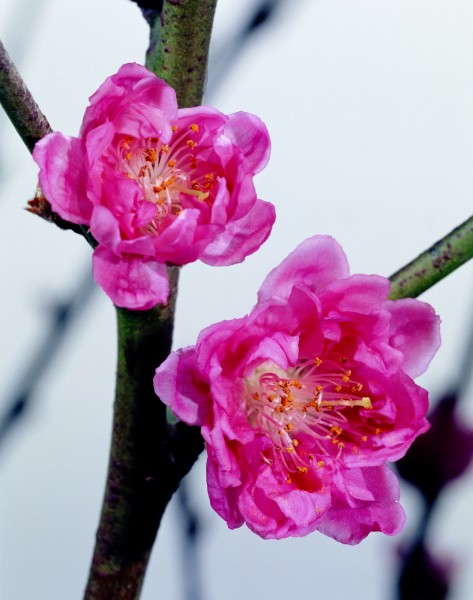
[154,235,441,543]
[33,63,275,309]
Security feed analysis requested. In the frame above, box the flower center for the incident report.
[117,123,218,234]
[245,354,376,484]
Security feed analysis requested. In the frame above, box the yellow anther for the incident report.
[120,136,132,149]
[317,460,325,467]
[285,477,292,484]
[314,357,323,366]
[296,466,308,474]
[161,145,170,153]
[293,439,299,447]
[186,139,197,148]
[284,423,294,432]
[171,125,178,132]
[168,160,176,168]
[190,123,199,132]
[144,148,157,162]
[285,447,295,453]
[361,435,368,442]
[375,428,382,435]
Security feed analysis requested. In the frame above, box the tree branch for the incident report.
[145,0,218,107]
[0,38,51,152]
[388,214,473,300]
[0,39,95,246]
[84,2,217,598]
[84,270,204,599]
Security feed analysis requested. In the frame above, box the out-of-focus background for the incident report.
[2,1,473,598]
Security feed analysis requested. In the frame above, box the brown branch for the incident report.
[0,38,52,152]
[0,39,96,246]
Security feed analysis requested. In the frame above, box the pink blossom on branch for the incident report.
[33,63,275,309]
[154,235,441,543]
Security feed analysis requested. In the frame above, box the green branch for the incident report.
[84,270,204,599]
[146,0,217,107]
[84,2,217,598]
[388,214,473,300]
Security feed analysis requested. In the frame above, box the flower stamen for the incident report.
[116,133,216,232]
[245,355,375,484]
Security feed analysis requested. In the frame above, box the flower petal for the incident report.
[82,63,178,136]
[154,347,210,426]
[258,235,350,302]
[92,247,169,309]
[386,298,442,378]
[33,132,92,223]
[318,465,406,544]
[224,111,271,174]
[200,199,276,266]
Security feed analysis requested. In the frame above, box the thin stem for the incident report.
[388,214,473,300]
[0,38,51,151]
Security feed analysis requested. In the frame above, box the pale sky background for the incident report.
[2,1,473,599]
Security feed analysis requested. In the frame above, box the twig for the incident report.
[0,39,95,246]
[388,214,473,300]
[0,38,51,152]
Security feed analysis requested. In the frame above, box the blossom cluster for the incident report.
[33,64,441,543]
